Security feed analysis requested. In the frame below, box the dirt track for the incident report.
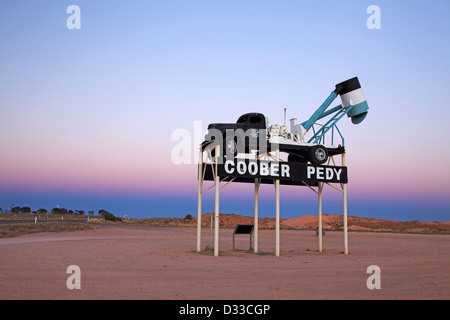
[0,224,448,300]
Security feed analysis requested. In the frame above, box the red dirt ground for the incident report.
[0,222,449,300]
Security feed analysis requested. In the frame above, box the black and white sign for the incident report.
[202,159,347,185]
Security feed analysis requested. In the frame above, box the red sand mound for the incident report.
[141,213,450,234]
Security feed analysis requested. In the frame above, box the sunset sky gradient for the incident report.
[1,1,450,221]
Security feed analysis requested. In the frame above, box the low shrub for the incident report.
[104,212,122,222]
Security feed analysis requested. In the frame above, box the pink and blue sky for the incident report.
[1,1,450,221]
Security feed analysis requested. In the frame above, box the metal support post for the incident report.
[342,153,348,255]
[254,178,260,253]
[275,149,280,257]
[197,149,203,253]
[318,182,324,252]
[214,145,220,257]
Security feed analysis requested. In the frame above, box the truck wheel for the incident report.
[308,145,328,165]
[224,137,238,158]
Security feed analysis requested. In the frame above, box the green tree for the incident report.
[51,208,68,214]
[20,207,31,213]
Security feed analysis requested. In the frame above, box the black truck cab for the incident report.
[207,112,266,132]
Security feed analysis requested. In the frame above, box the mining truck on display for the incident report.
[201,77,369,165]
